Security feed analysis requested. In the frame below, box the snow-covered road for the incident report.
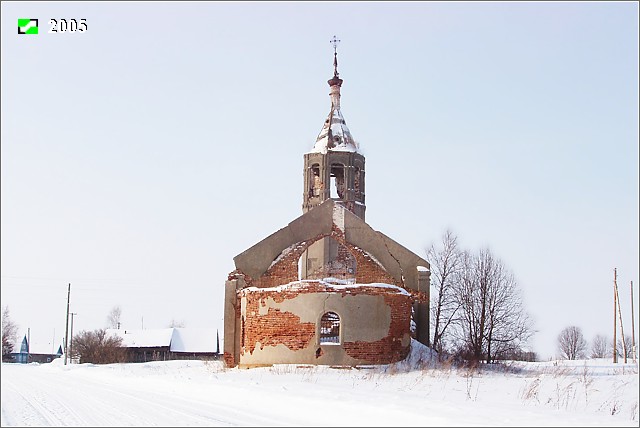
[2,357,638,426]
[1,362,299,426]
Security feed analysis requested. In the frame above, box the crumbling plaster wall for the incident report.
[237,282,412,367]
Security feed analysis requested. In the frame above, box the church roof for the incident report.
[309,45,359,154]
[311,108,357,154]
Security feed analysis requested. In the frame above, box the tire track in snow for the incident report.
[2,363,295,426]
[2,375,76,426]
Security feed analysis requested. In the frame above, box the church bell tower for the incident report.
[300,37,366,280]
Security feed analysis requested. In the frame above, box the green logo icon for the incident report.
[18,18,38,34]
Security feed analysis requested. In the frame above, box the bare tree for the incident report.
[168,319,185,328]
[2,306,19,361]
[616,334,634,359]
[557,326,587,360]
[591,334,609,359]
[427,229,462,354]
[106,306,122,329]
[483,257,534,363]
[72,329,127,364]
[453,248,533,363]
[453,249,483,361]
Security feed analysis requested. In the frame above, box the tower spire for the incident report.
[311,35,357,154]
[328,35,343,88]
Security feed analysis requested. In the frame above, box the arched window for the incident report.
[320,312,341,344]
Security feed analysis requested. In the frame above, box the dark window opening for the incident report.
[320,312,341,344]
[330,164,345,199]
[310,164,323,198]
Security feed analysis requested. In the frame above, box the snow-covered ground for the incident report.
[1,341,638,427]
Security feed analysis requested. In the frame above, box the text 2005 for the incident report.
[49,19,87,33]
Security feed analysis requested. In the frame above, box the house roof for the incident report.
[17,335,63,355]
[106,328,219,353]
[170,328,218,353]
[107,328,174,348]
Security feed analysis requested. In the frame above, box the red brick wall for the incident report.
[242,303,316,356]
[253,242,309,289]
[223,352,234,367]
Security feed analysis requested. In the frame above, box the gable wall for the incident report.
[253,225,401,289]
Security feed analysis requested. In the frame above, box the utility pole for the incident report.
[613,269,618,363]
[70,313,77,364]
[27,327,30,364]
[615,271,627,363]
[631,281,636,363]
[64,283,71,366]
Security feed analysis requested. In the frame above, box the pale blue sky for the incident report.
[2,1,638,360]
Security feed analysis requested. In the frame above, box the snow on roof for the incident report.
[310,107,359,154]
[244,279,411,296]
[106,328,219,353]
[170,328,218,353]
[18,336,62,355]
[107,328,174,348]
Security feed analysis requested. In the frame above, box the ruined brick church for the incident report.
[223,43,430,368]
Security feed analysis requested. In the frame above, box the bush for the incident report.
[72,329,128,364]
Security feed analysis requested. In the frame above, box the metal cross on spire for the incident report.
[330,35,341,77]
[330,35,341,53]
